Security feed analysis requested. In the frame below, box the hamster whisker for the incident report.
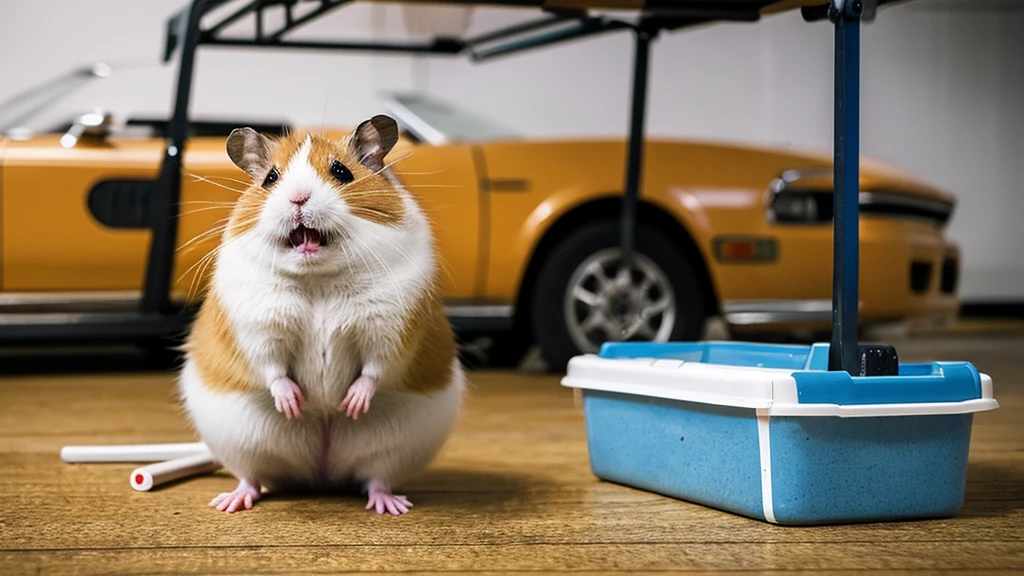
[177,213,258,253]
[349,241,381,292]
[178,220,235,251]
[187,173,248,195]
[361,224,457,291]
[188,173,253,187]
[179,206,237,217]
[396,184,465,190]
[247,232,274,287]
[393,166,453,177]
[362,243,409,311]
[178,229,227,253]
[180,242,227,302]
[377,153,413,174]
[179,200,239,206]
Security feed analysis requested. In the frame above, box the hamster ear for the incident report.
[348,114,399,172]
[226,127,273,180]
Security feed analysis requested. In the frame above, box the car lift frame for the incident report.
[1,0,898,374]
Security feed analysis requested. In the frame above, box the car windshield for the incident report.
[384,93,520,145]
[0,64,112,135]
[1,66,519,145]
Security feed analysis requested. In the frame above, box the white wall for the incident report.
[1,0,1021,302]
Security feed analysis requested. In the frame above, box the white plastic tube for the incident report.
[60,442,209,463]
[129,453,222,491]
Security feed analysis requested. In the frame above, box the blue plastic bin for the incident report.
[561,341,998,525]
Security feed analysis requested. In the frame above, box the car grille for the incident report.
[941,255,959,294]
[908,255,958,295]
[859,191,954,227]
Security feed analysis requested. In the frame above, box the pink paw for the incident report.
[271,376,304,419]
[365,482,413,515]
[209,480,261,513]
[339,374,376,420]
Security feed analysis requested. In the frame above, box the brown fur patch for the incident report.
[396,269,458,394]
[185,290,259,395]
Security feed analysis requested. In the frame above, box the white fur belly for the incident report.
[289,314,361,414]
[324,358,467,486]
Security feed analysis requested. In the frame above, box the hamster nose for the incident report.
[290,191,310,205]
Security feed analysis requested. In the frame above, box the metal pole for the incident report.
[621,27,653,263]
[828,0,863,374]
[141,0,205,314]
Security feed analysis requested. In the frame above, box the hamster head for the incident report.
[222,115,416,278]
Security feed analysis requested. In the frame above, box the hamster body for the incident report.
[177,115,465,515]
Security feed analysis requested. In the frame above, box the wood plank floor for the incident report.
[1,333,1022,574]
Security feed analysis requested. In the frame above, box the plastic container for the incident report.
[562,341,998,525]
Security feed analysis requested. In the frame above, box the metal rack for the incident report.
[3,0,900,373]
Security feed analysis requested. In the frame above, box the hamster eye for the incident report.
[330,160,354,184]
[262,167,279,188]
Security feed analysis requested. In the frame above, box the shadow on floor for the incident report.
[0,333,530,377]
[961,459,1024,518]
[223,467,545,516]
[0,343,183,376]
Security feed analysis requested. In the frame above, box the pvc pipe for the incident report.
[60,442,208,463]
[129,453,222,491]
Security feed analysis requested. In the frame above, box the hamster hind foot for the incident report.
[364,480,413,515]
[210,478,262,513]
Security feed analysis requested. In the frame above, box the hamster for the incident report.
[177,114,466,515]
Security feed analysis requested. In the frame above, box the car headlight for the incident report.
[767,190,832,224]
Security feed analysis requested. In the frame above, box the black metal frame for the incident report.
[1,0,903,372]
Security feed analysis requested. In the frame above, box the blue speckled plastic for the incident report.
[583,391,766,520]
[571,341,989,525]
[768,414,974,524]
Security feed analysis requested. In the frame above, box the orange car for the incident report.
[0,64,959,368]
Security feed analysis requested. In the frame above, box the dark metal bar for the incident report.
[0,313,194,344]
[265,0,351,41]
[201,37,465,53]
[204,0,263,36]
[463,13,583,47]
[828,0,863,374]
[471,17,629,61]
[141,0,205,314]
[620,27,653,264]
[256,4,264,39]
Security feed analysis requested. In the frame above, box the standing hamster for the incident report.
[177,114,466,515]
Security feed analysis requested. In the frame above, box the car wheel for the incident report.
[530,219,706,371]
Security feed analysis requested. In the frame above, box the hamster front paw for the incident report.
[271,376,304,419]
[339,374,376,420]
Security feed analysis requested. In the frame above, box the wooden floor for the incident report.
[1,332,1022,575]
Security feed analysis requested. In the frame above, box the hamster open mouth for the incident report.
[286,225,329,254]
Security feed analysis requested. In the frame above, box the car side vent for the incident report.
[941,256,959,294]
[910,260,932,294]
[88,179,157,229]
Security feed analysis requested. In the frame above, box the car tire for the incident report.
[530,219,706,372]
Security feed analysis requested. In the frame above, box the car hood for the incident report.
[474,136,956,205]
